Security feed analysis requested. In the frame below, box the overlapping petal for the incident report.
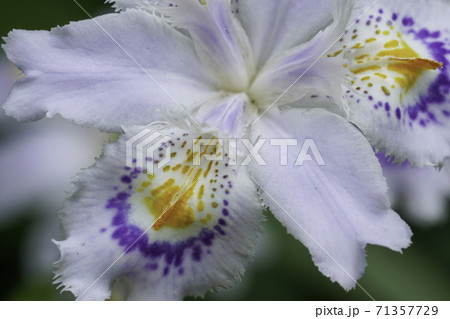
[237,0,341,68]
[248,0,353,108]
[143,0,255,91]
[55,125,263,300]
[250,108,412,290]
[2,10,219,132]
[0,0,428,298]
[332,0,450,165]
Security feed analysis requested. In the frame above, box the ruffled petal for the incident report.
[107,0,239,13]
[248,0,353,108]
[332,0,450,165]
[249,108,412,290]
[378,153,450,225]
[237,0,341,67]
[54,125,263,300]
[2,10,218,132]
[143,0,254,91]
[106,0,141,11]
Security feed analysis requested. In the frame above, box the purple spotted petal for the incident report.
[332,0,450,166]
[54,125,263,300]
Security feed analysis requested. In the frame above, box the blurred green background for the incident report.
[0,0,450,301]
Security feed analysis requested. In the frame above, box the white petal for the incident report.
[237,0,343,67]
[55,125,263,300]
[248,0,353,108]
[249,108,412,290]
[332,0,450,166]
[3,10,218,131]
[144,0,255,91]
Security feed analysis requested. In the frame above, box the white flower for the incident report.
[3,0,448,300]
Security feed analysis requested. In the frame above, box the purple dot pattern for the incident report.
[338,5,450,129]
[99,131,241,279]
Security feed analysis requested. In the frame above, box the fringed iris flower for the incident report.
[2,0,449,300]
